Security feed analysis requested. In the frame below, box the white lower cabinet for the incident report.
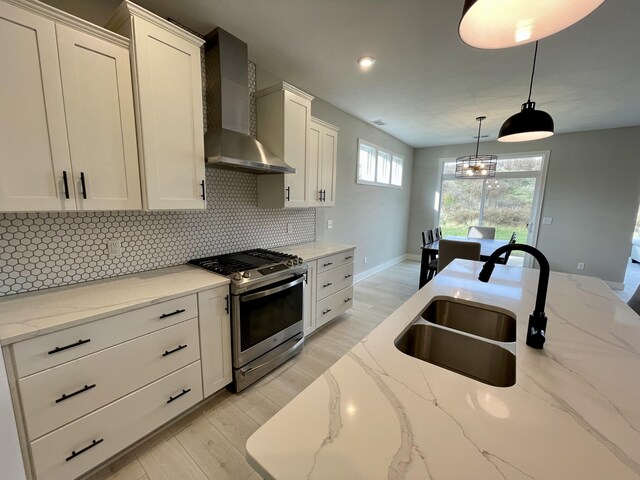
[198,286,232,398]
[30,361,202,480]
[7,286,232,480]
[303,249,355,336]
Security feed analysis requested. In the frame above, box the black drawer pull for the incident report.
[323,282,333,288]
[48,338,91,355]
[159,308,186,319]
[285,186,291,201]
[225,295,229,314]
[162,344,187,357]
[56,383,96,404]
[200,179,206,200]
[345,255,353,260]
[323,262,333,267]
[322,308,332,315]
[344,297,352,303]
[66,438,103,462]
[344,274,353,279]
[167,388,191,404]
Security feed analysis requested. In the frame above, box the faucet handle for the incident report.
[526,313,547,349]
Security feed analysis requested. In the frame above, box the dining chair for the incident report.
[628,284,640,316]
[434,228,442,241]
[421,229,434,246]
[437,239,481,273]
[496,231,517,265]
[468,226,496,239]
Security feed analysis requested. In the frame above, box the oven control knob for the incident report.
[297,257,303,264]
[286,260,294,266]
[233,273,242,281]
[243,271,251,278]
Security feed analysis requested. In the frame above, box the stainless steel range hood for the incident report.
[204,28,294,174]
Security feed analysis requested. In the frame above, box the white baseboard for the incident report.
[405,254,421,262]
[605,280,625,291]
[354,254,408,284]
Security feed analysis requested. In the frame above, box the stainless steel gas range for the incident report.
[189,249,306,392]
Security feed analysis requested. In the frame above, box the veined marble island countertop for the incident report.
[0,265,228,345]
[246,260,640,479]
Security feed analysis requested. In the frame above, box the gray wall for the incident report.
[257,67,415,276]
[408,127,640,284]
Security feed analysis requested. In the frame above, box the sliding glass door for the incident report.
[437,152,549,266]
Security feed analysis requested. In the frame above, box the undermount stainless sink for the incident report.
[422,299,516,342]
[395,324,516,387]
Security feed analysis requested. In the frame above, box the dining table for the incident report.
[419,236,509,288]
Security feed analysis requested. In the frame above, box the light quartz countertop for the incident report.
[246,260,640,479]
[0,265,228,345]
[277,241,355,262]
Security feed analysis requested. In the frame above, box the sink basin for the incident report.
[395,324,516,387]
[422,299,516,342]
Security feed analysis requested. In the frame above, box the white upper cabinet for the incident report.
[308,117,338,207]
[256,82,314,209]
[0,0,141,212]
[0,1,74,212]
[56,24,141,211]
[107,2,206,210]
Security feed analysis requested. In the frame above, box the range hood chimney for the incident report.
[204,28,294,174]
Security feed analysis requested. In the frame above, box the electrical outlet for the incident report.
[363,256,367,265]
[577,262,585,270]
[327,220,333,229]
[287,223,293,234]
[107,239,122,258]
[542,217,553,225]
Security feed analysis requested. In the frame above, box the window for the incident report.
[357,139,403,187]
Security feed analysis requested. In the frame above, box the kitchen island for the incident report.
[246,260,640,479]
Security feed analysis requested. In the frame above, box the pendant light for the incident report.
[498,41,554,143]
[455,117,497,179]
[458,0,605,49]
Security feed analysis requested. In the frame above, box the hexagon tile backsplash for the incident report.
[0,169,315,297]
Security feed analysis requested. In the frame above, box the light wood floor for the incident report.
[85,260,420,480]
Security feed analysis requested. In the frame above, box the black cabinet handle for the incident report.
[344,297,352,303]
[323,282,333,288]
[345,255,353,260]
[48,339,91,355]
[318,190,323,201]
[159,308,185,319]
[66,438,103,462]
[162,344,187,357]
[285,186,290,201]
[167,388,191,404]
[56,384,96,404]
[224,295,229,314]
[323,262,333,267]
[322,308,332,315]
[200,180,206,200]
[322,189,326,201]
[62,171,70,199]
[80,172,87,199]
[344,274,353,279]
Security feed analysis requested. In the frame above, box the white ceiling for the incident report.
[48,0,640,148]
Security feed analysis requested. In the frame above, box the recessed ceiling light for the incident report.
[357,56,376,68]
[371,119,387,126]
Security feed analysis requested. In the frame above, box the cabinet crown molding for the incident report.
[4,0,129,47]
[311,116,339,131]
[256,81,314,102]
[107,1,205,47]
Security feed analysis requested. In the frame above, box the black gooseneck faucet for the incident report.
[478,243,550,349]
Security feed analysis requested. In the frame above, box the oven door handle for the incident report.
[240,275,305,302]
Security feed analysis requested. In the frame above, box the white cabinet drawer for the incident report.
[316,286,353,329]
[30,361,203,480]
[20,318,199,440]
[13,294,198,378]
[316,263,354,300]
[316,249,355,274]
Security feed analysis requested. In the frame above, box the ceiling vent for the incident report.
[371,119,387,126]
